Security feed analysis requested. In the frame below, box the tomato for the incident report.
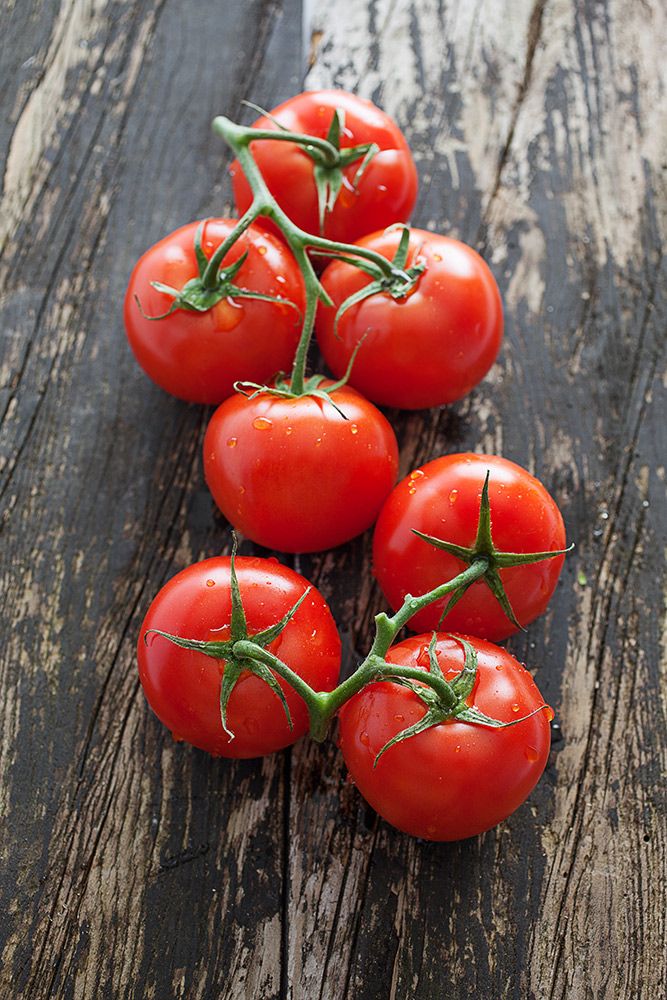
[204,383,399,552]
[339,634,552,841]
[231,90,418,244]
[316,228,503,409]
[373,454,566,641]
[138,555,341,757]
[124,219,305,404]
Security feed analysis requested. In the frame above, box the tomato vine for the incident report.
[148,476,565,760]
[129,90,573,840]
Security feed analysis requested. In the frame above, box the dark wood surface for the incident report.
[1,1,665,997]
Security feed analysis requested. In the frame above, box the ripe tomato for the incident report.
[316,228,503,409]
[373,454,566,641]
[231,90,418,243]
[339,634,552,841]
[124,219,305,404]
[138,556,341,757]
[204,383,399,552]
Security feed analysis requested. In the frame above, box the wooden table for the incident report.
[1,1,664,997]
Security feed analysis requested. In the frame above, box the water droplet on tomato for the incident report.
[409,469,424,480]
[416,646,431,667]
[449,489,458,504]
[258,245,267,255]
[409,487,416,495]
[253,417,272,430]
[495,664,503,671]
[239,486,246,495]
[215,300,244,330]
[545,706,555,722]
[350,423,359,434]
[511,703,520,713]
[360,731,370,746]
[378,184,387,193]
[206,579,215,588]
[276,274,286,284]
[227,437,237,447]
[454,745,461,753]
[393,714,404,722]
[525,746,539,762]
[315,437,322,446]
[433,254,442,262]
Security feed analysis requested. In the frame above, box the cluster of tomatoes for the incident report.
[125,91,569,842]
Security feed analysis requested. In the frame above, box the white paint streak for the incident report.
[1,0,109,251]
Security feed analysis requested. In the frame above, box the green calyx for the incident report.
[233,334,367,418]
[240,103,380,233]
[144,537,309,740]
[134,221,299,321]
[307,109,380,233]
[413,471,574,631]
[325,225,426,338]
[370,634,548,766]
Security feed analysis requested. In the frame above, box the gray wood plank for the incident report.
[299,1,666,998]
[0,2,302,998]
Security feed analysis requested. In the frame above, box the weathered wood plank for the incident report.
[297,1,666,998]
[0,2,302,998]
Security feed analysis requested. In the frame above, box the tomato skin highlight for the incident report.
[231,90,418,243]
[373,454,566,641]
[124,219,305,404]
[339,634,551,841]
[317,229,503,409]
[204,384,399,553]
[138,556,341,758]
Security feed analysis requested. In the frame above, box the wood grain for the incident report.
[1,1,665,998]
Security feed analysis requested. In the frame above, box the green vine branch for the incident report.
[136,110,426,401]
[150,472,566,759]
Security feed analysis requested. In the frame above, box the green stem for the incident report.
[288,246,320,394]
[369,558,488,659]
[300,233,398,277]
[236,125,340,166]
[201,203,262,288]
[232,639,328,718]
[235,559,489,742]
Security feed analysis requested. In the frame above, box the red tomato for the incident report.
[124,219,305,404]
[138,556,341,757]
[316,228,503,409]
[204,383,399,552]
[373,454,566,641]
[339,634,552,841]
[231,90,418,243]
